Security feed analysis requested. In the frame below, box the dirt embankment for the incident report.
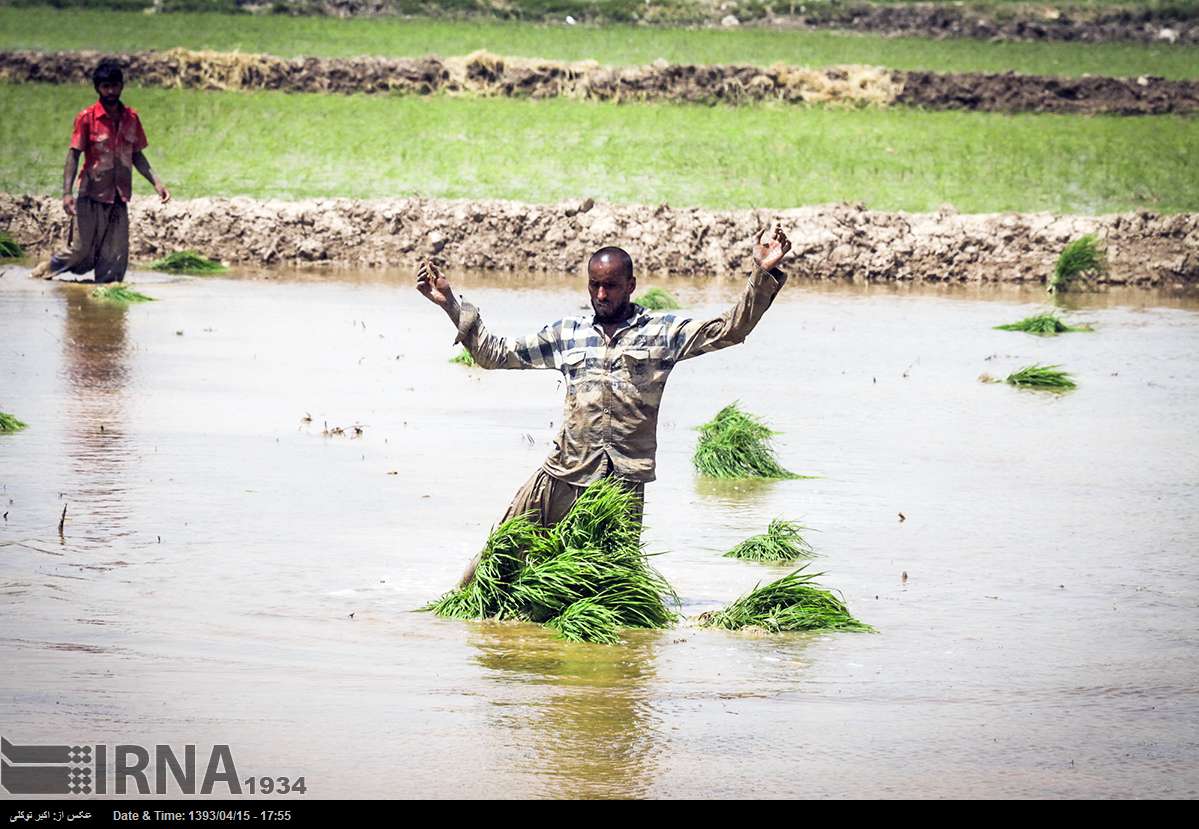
[3,194,1195,285]
[791,3,1199,45]
[254,1,1199,45]
[4,49,1199,115]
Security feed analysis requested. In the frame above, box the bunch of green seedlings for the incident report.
[994,312,1091,336]
[425,478,678,644]
[1005,363,1077,391]
[149,250,227,274]
[1050,234,1105,293]
[633,287,681,311]
[0,231,22,259]
[0,412,28,433]
[693,402,804,479]
[699,566,873,633]
[449,348,476,367]
[91,285,154,304]
[723,518,816,562]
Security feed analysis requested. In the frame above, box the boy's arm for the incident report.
[132,151,170,204]
[61,149,81,216]
[670,226,792,362]
[416,260,560,370]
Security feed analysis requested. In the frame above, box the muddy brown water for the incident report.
[1,266,1197,798]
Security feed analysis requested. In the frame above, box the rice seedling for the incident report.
[994,312,1091,336]
[693,403,806,480]
[699,566,874,634]
[545,598,623,646]
[723,518,816,562]
[1050,234,1106,293]
[449,348,476,367]
[0,231,22,259]
[424,478,677,643]
[1005,363,1077,391]
[0,412,28,432]
[149,250,227,274]
[90,285,155,303]
[633,287,681,311]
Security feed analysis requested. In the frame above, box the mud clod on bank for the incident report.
[3,193,1195,285]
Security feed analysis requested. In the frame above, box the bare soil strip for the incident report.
[3,193,1195,285]
[782,3,1199,45]
[3,48,1197,115]
[244,1,1199,45]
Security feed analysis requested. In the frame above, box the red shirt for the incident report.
[69,100,148,204]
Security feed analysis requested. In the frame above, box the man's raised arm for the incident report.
[670,226,792,362]
[416,259,561,371]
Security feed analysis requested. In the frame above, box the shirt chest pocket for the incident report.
[561,349,588,382]
[619,349,653,385]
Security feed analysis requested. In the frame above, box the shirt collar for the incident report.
[590,304,648,336]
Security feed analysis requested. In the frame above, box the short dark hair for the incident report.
[588,246,634,282]
[92,58,124,90]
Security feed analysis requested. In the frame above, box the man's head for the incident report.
[588,246,636,324]
[92,58,124,107]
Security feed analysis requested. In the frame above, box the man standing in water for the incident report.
[416,226,792,584]
[31,58,171,283]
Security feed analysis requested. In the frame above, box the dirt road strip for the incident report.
[3,193,1195,284]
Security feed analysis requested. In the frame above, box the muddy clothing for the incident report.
[455,265,786,485]
[48,197,130,283]
[70,100,148,205]
[499,464,645,530]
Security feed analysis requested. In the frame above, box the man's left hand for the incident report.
[753,225,792,272]
[156,185,171,204]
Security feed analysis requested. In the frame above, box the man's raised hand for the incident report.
[416,259,453,307]
[753,225,792,272]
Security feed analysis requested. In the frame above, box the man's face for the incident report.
[588,261,635,323]
[96,80,123,107]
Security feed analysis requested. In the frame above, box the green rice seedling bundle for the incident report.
[693,402,803,479]
[994,313,1091,336]
[449,348,476,367]
[1050,234,1105,293]
[425,478,677,643]
[634,287,681,311]
[149,250,227,274]
[90,285,154,303]
[699,566,873,633]
[0,412,28,432]
[1005,363,1077,391]
[0,231,22,259]
[723,518,816,562]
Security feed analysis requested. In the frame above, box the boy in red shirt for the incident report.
[32,58,170,282]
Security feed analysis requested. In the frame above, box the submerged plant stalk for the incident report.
[1005,363,1077,391]
[90,285,155,304]
[723,518,816,562]
[150,250,227,274]
[423,478,677,644]
[693,402,806,479]
[994,313,1091,336]
[0,412,28,432]
[700,566,873,633]
[634,287,681,311]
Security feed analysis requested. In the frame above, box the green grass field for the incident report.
[2,81,1194,213]
[2,7,1198,79]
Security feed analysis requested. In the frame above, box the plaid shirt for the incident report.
[455,265,786,484]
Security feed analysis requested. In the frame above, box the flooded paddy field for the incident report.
[1,268,1197,798]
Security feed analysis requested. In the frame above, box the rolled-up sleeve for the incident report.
[454,302,562,370]
[669,266,786,362]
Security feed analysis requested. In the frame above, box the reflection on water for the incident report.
[471,624,662,799]
[59,286,133,549]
